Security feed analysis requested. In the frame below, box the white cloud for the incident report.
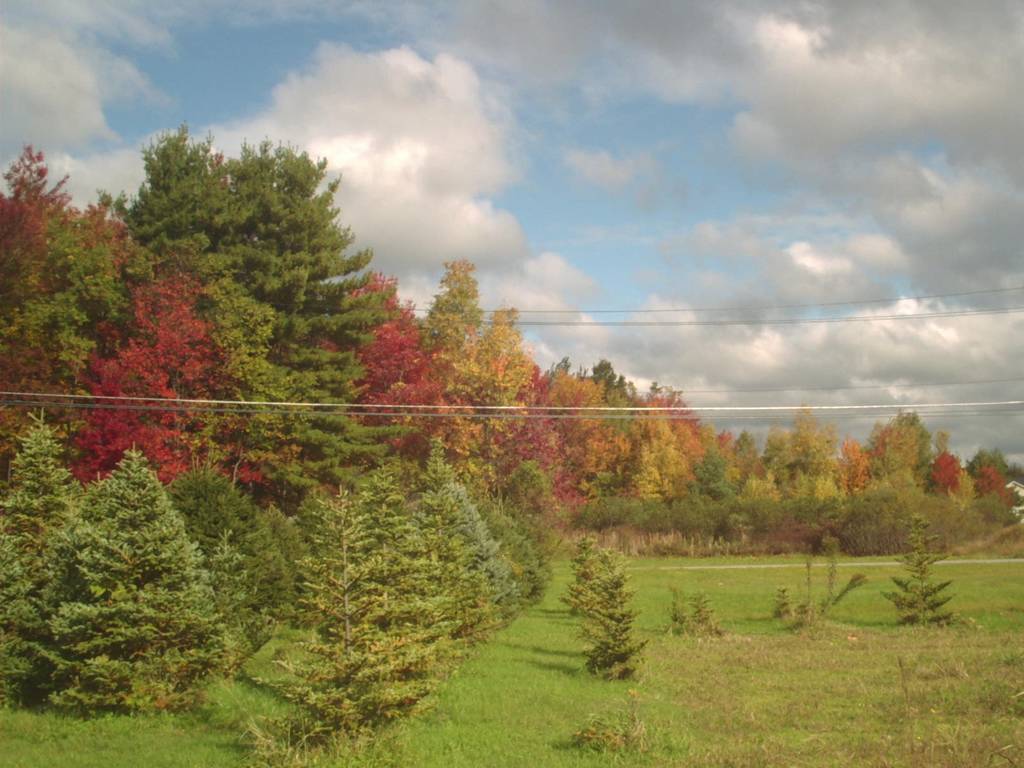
[564,148,654,191]
[0,23,152,153]
[210,44,527,276]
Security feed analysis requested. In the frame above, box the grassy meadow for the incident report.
[3,555,1023,768]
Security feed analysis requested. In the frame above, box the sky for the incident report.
[2,0,1023,463]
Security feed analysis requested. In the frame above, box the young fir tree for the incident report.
[45,450,223,712]
[414,444,494,640]
[289,474,442,735]
[883,514,954,625]
[579,548,646,680]
[450,483,519,609]
[563,536,598,615]
[0,420,77,705]
[207,532,273,671]
[170,469,299,621]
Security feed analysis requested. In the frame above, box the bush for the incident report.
[837,488,913,555]
[572,692,648,753]
[479,498,551,605]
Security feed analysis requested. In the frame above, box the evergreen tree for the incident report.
[415,444,494,639]
[45,450,222,712]
[170,469,299,620]
[579,548,645,680]
[124,128,389,509]
[883,514,954,625]
[450,484,518,609]
[0,420,77,705]
[563,536,598,615]
[289,478,442,735]
[207,532,273,671]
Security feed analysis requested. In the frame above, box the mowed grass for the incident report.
[3,557,1023,767]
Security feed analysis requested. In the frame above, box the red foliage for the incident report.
[74,276,231,483]
[974,465,1014,506]
[929,451,962,494]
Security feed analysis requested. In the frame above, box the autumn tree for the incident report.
[838,438,871,495]
[763,410,838,496]
[74,276,232,482]
[929,451,962,495]
[0,148,143,469]
[868,412,933,488]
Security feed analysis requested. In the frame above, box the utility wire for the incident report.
[664,376,1024,395]
[2,398,1022,422]
[3,391,1021,414]
[508,306,1024,327]
[407,284,1024,315]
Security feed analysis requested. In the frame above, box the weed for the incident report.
[571,690,648,754]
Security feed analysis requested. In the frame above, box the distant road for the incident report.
[632,558,1023,572]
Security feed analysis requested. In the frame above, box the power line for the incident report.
[508,306,1024,327]
[3,391,1021,414]
[2,398,1022,421]
[668,376,1024,395]
[408,284,1024,315]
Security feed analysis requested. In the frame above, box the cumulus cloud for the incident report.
[0,23,154,155]
[209,44,527,277]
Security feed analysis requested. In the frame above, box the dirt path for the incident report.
[632,557,1024,572]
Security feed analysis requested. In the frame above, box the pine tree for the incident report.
[579,548,646,680]
[563,536,598,615]
[450,483,518,609]
[289,476,442,735]
[414,444,494,640]
[883,514,954,625]
[0,420,77,705]
[207,532,273,672]
[45,450,222,712]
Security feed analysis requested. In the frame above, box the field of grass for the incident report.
[3,555,1023,767]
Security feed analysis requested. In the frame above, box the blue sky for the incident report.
[2,1,1023,461]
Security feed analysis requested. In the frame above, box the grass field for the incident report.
[3,555,1023,767]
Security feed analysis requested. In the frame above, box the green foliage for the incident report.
[206,533,274,672]
[125,128,389,508]
[169,470,299,621]
[571,692,648,754]
[45,450,223,713]
[479,498,551,604]
[669,590,723,637]
[286,478,443,736]
[562,536,598,615]
[500,460,552,518]
[0,420,78,705]
[772,587,794,620]
[415,445,495,639]
[883,514,955,626]
[578,548,646,679]
[788,544,868,629]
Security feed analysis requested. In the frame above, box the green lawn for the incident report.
[4,556,1023,767]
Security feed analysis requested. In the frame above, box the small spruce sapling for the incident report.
[563,536,598,615]
[883,514,954,625]
[669,589,723,637]
[579,548,646,679]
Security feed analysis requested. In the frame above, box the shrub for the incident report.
[669,589,723,637]
[479,498,550,604]
[46,450,223,712]
[572,692,648,753]
[837,487,913,555]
